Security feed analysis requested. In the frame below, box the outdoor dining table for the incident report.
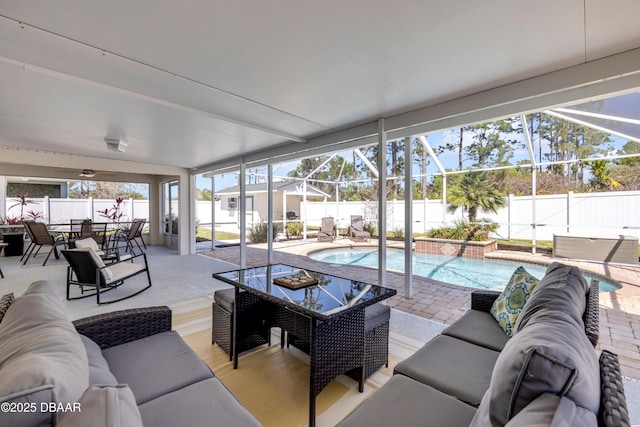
[47,222,128,248]
[213,264,396,427]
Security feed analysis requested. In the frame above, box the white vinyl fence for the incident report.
[299,190,640,241]
[5,197,149,224]
[7,191,640,242]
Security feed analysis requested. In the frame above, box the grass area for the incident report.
[196,227,240,242]
[496,238,553,249]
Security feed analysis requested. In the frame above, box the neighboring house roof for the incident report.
[217,180,330,198]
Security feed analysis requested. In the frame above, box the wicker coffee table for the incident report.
[213,264,396,427]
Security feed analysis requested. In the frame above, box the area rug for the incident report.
[171,297,444,427]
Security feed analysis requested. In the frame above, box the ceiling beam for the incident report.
[198,48,640,174]
[545,110,640,144]
[0,54,307,144]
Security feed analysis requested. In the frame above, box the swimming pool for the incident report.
[308,247,620,292]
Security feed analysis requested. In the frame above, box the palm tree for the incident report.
[587,159,622,190]
[447,172,505,222]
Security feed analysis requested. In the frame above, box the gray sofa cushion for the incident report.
[337,375,476,427]
[0,281,89,427]
[474,262,599,426]
[138,377,261,427]
[498,393,597,427]
[441,309,510,352]
[393,334,500,406]
[102,330,214,405]
[515,262,588,333]
[57,384,143,427]
[79,335,118,386]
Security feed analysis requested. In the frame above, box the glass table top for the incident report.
[213,264,396,317]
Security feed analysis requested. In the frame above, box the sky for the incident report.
[197,116,633,191]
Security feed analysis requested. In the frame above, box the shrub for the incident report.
[363,222,377,236]
[426,219,497,241]
[286,221,303,237]
[249,222,282,243]
[392,227,404,238]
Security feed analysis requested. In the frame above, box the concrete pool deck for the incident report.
[202,238,640,380]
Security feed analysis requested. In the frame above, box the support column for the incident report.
[442,175,447,225]
[282,190,287,232]
[335,184,340,230]
[521,115,537,254]
[531,167,537,254]
[302,180,308,240]
[0,176,6,220]
[182,173,197,255]
[268,164,274,264]
[211,176,216,251]
[377,119,387,288]
[404,136,413,299]
[239,160,247,268]
[149,177,161,246]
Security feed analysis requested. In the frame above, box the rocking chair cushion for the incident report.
[108,262,146,282]
[75,237,102,254]
[75,247,114,281]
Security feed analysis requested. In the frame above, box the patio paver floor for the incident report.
[203,240,640,380]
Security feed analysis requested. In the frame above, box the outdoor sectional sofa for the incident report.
[338,262,631,427]
[0,281,261,427]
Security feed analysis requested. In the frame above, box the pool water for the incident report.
[308,248,620,292]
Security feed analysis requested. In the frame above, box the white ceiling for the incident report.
[1,0,640,173]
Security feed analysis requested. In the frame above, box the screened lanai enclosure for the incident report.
[203,91,640,296]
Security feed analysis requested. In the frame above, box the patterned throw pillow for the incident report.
[490,266,540,337]
[0,293,15,324]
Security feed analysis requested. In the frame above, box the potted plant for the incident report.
[1,216,26,257]
[97,197,127,245]
[2,194,43,256]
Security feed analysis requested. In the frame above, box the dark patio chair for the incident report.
[111,219,145,256]
[132,218,147,250]
[21,221,66,266]
[317,217,335,242]
[349,215,371,242]
[61,247,152,305]
[90,221,109,249]
[69,219,85,239]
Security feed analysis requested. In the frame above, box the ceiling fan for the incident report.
[53,169,118,180]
